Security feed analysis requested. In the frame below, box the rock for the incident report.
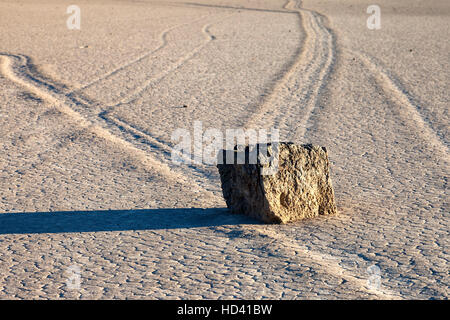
[217,142,337,223]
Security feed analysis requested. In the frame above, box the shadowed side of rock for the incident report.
[217,143,337,223]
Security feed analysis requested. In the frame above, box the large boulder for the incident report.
[217,142,337,223]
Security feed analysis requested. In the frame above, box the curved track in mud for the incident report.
[242,0,336,145]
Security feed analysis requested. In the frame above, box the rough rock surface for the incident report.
[217,143,337,223]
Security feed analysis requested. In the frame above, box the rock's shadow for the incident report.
[0,208,260,235]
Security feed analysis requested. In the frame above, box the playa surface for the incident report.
[0,0,448,299]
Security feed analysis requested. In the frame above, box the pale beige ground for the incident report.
[0,0,448,299]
